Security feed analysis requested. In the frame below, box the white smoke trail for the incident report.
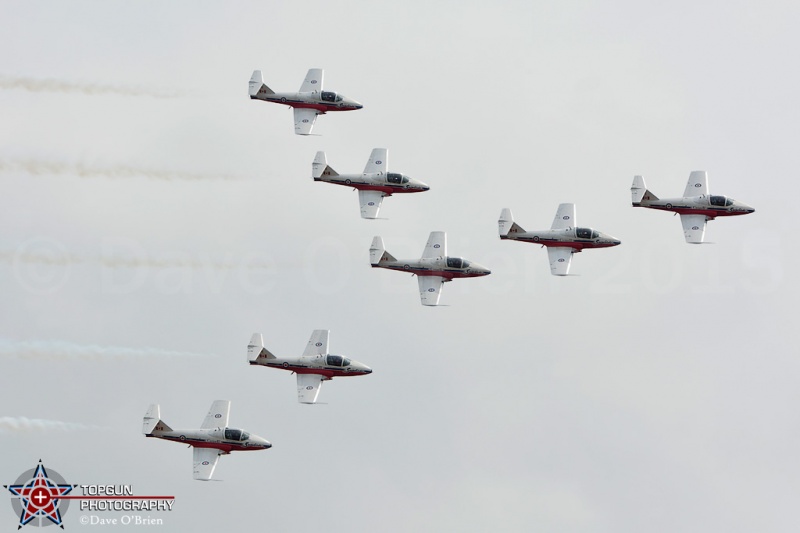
[0,417,103,434]
[0,75,184,99]
[0,339,214,361]
[0,160,241,181]
[0,250,273,270]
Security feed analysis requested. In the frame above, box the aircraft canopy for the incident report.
[710,195,733,207]
[576,227,599,239]
[326,355,351,367]
[321,91,343,102]
[224,428,250,441]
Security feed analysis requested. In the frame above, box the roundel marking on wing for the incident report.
[306,386,313,390]
[215,414,222,418]
[692,226,699,230]
[202,461,210,465]
[433,244,440,248]
[695,183,701,187]
[310,80,317,84]
[558,258,565,262]
[427,288,435,292]
[368,202,375,206]
[375,160,382,165]
[302,119,309,123]
[315,342,322,347]
[563,215,570,220]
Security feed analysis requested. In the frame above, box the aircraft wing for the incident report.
[193,447,222,481]
[297,373,324,404]
[551,203,576,230]
[363,148,388,175]
[302,330,329,357]
[680,214,707,243]
[294,108,319,135]
[421,231,447,259]
[200,400,230,430]
[684,171,709,197]
[299,68,323,93]
[418,275,444,306]
[358,190,385,219]
[547,247,574,276]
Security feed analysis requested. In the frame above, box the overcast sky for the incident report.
[1,1,798,531]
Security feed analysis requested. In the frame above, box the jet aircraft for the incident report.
[312,149,429,219]
[631,171,755,243]
[369,231,491,306]
[142,400,271,481]
[248,330,372,404]
[498,205,621,276]
[248,69,362,135]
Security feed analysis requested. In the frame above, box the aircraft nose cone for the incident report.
[364,368,373,374]
[613,240,622,245]
[263,441,272,449]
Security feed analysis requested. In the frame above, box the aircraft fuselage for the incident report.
[500,228,621,251]
[373,257,492,280]
[250,354,372,379]
[251,91,362,112]
[145,427,271,453]
[633,194,755,218]
[315,172,429,196]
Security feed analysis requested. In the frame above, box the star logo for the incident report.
[5,460,75,529]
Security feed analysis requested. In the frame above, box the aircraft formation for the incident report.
[142,67,755,479]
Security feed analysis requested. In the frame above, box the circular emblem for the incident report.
[368,202,375,206]
[315,342,322,346]
[666,203,673,209]
[558,258,565,262]
[563,215,570,220]
[306,386,313,390]
[695,183,701,187]
[692,226,699,230]
[310,80,317,84]
[214,414,222,418]
[427,288,435,292]
[403,264,410,270]
[202,461,210,465]
[283,362,289,367]
[302,119,309,123]
[376,160,382,165]
[433,244,440,248]
[180,435,186,441]
[7,462,75,528]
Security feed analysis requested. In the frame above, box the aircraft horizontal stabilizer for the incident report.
[248,333,277,363]
[498,208,525,238]
[312,151,337,180]
[631,175,658,204]
[143,404,171,435]
[369,236,396,265]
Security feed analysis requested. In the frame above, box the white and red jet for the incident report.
[631,171,755,243]
[248,68,362,135]
[142,400,271,481]
[312,148,429,219]
[248,330,372,404]
[498,204,621,276]
[369,231,491,306]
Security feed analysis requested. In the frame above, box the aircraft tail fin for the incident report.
[312,151,338,181]
[247,333,278,364]
[370,236,396,265]
[249,70,274,98]
[631,175,658,205]
[498,208,525,238]
[143,404,172,435]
